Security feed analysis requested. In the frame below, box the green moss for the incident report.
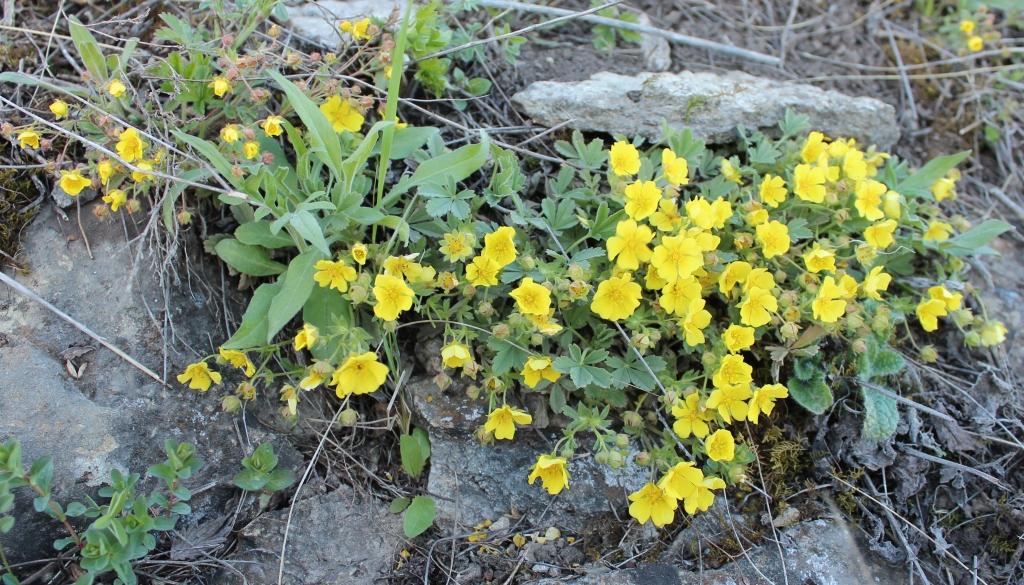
[0,170,40,258]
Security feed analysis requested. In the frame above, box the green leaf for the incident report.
[787,373,833,415]
[944,219,1014,257]
[400,434,428,478]
[403,495,436,538]
[65,502,87,517]
[487,337,528,375]
[389,497,411,514]
[222,282,282,349]
[172,129,246,191]
[382,127,437,159]
[270,70,344,179]
[345,206,386,225]
[861,385,899,441]
[214,239,286,276]
[68,18,108,84]
[264,468,296,492]
[894,151,970,198]
[266,250,323,342]
[235,221,295,249]
[387,131,491,202]
[0,516,13,534]
[233,468,269,492]
[0,72,89,98]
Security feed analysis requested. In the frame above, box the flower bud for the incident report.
[520,255,536,270]
[607,451,624,469]
[622,411,643,428]
[237,381,257,401]
[492,323,510,339]
[339,408,359,426]
[852,339,868,354]
[951,309,974,327]
[780,321,800,341]
[477,300,495,318]
[614,434,630,448]
[221,395,242,413]
[348,283,369,304]
[964,331,982,347]
[919,345,939,363]
[466,384,481,400]
[635,451,651,466]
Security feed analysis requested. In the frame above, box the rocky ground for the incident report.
[1,1,1022,584]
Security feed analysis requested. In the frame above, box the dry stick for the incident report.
[899,445,1008,491]
[419,0,622,62]
[475,0,782,66]
[0,270,166,386]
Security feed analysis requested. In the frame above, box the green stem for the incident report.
[0,542,19,585]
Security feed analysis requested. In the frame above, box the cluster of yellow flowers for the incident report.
[178,124,1006,530]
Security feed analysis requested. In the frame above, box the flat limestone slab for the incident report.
[512,71,900,148]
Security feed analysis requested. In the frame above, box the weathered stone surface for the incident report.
[0,208,295,561]
[635,13,671,72]
[282,1,402,49]
[227,488,403,585]
[407,372,645,533]
[512,71,900,148]
[528,518,903,584]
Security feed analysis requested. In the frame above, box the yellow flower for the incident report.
[683,476,726,515]
[220,124,241,144]
[609,140,641,177]
[131,160,154,183]
[710,198,733,229]
[758,174,787,208]
[662,149,689,186]
[177,361,222,392]
[800,131,827,163]
[745,208,769,227]
[623,180,661,221]
[59,170,91,196]
[862,266,891,301]
[280,384,299,416]
[527,312,563,336]
[320,95,364,133]
[351,18,373,41]
[331,352,389,397]
[294,323,318,351]
[743,268,775,293]
[930,177,956,202]
[979,320,1007,346]
[209,76,232,97]
[484,404,533,440]
[793,163,826,203]
[465,255,500,287]
[864,219,897,249]
[372,274,414,321]
[748,383,788,424]
[671,394,710,439]
[882,190,902,219]
[441,342,472,369]
[803,246,836,273]
[723,324,755,353]
[607,219,654,270]
[300,361,332,390]
[927,285,962,311]
[916,298,948,332]
[711,354,753,393]
[739,287,777,327]
[924,221,953,242]
[383,255,432,283]
[967,35,983,52]
[218,348,255,376]
[107,79,127,97]
[720,158,742,184]
[649,198,683,232]
[481,226,517,267]
[521,356,561,388]
[49,99,69,119]
[812,276,848,323]
[960,20,976,34]
[704,429,736,462]
[116,127,146,163]
[755,220,790,258]
[314,259,358,292]
[630,483,678,529]
[854,179,886,220]
[351,243,368,265]
[657,276,701,316]
[440,231,475,262]
[102,189,127,212]
[651,234,703,282]
[510,277,551,316]
[685,197,714,230]
[17,130,40,149]
[718,261,751,297]
[590,274,642,321]
[658,461,703,500]
[680,298,712,346]
[97,160,115,185]
[243,141,260,160]
[843,149,867,181]
[528,454,569,495]
[262,115,285,137]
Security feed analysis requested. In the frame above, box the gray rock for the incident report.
[527,518,903,585]
[635,13,671,72]
[407,375,645,533]
[0,207,295,561]
[227,488,403,585]
[282,1,403,49]
[512,71,900,148]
